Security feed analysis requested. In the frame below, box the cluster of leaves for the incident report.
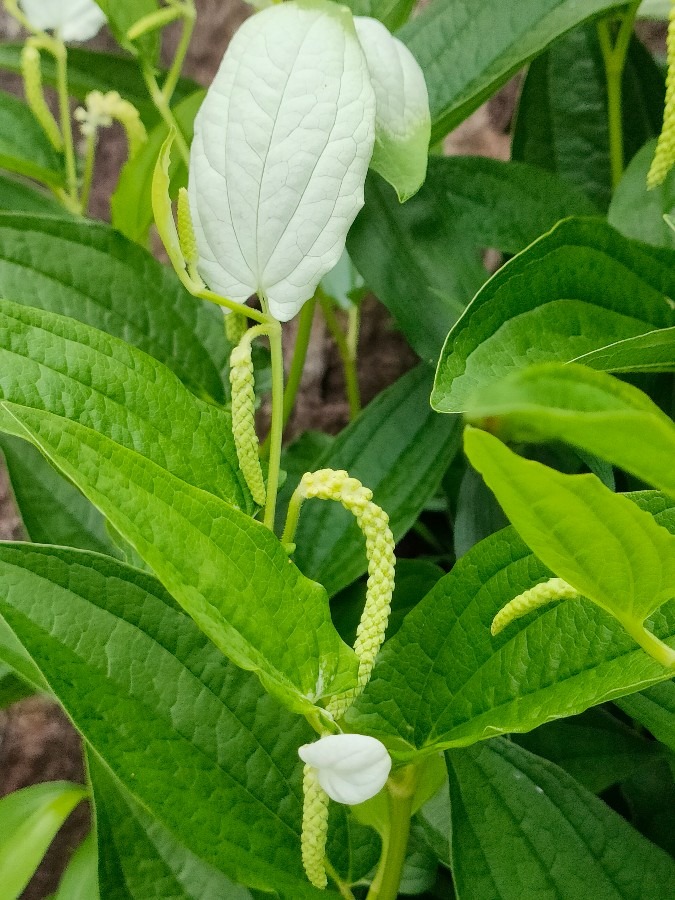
[0,0,674,898]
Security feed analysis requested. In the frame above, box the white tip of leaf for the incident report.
[188,0,376,321]
[20,0,107,41]
[298,733,392,805]
[355,16,430,202]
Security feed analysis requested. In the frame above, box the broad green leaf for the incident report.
[90,757,252,900]
[293,366,461,596]
[0,299,249,510]
[573,327,675,373]
[0,407,356,712]
[0,174,70,215]
[399,0,628,143]
[342,0,414,30]
[345,492,675,758]
[609,139,675,249]
[112,90,203,244]
[94,0,160,60]
[620,759,675,856]
[465,429,675,666]
[53,832,99,900]
[1,434,118,556]
[513,28,664,211]
[348,158,595,363]
[446,738,675,899]
[188,0,375,322]
[638,0,670,17]
[0,781,87,900]
[514,707,663,793]
[0,544,323,896]
[432,219,675,413]
[453,463,508,558]
[0,661,34,707]
[0,45,199,127]
[465,363,675,498]
[354,17,430,202]
[617,681,675,751]
[0,213,227,401]
[0,90,64,189]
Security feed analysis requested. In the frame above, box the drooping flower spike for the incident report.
[18,0,107,42]
[187,0,430,322]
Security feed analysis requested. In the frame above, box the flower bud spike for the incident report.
[491,577,580,637]
[301,763,329,890]
[177,186,199,280]
[286,469,395,718]
[21,44,62,150]
[229,332,267,507]
[648,0,675,188]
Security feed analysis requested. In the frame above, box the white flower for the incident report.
[20,0,107,42]
[298,733,392,805]
[187,0,429,322]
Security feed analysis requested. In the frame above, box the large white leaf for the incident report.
[188,0,376,321]
[355,16,430,201]
[20,0,107,41]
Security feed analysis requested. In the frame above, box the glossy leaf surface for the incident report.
[0,90,64,188]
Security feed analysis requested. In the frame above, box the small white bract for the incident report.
[298,733,392,805]
[188,0,429,321]
[20,0,107,42]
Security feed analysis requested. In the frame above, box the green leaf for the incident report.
[293,366,461,596]
[513,28,664,211]
[94,0,160,60]
[112,90,204,244]
[342,0,415,30]
[617,680,675,751]
[345,491,675,758]
[53,832,99,900]
[0,661,34,707]
[620,759,675,855]
[609,139,675,249]
[465,429,675,629]
[0,45,199,127]
[513,707,663,793]
[432,219,675,413]
[0,213,228,401]
[446,737,675,899]
[0,89,64,189]
[453,464,508,558]
[465,363,675,498]
[0,407,356,713]
[90,756,253,900]
[0,299,249,510]
[399,0,628,143]
[0,544,323,896]
[0,781,87,900]
[0,174,70,215]
[1,434,118,556]
[348,157,594,362]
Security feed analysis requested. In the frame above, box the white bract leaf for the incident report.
[355,16,430,202]
[298,733,392,805]
[20,0,107,41]
[188,0,376,322]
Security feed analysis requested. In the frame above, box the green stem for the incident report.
[621,618,675,670]
[262,302,284,532]
[79,131,97,214]
[281,487,305,546]
[162,4,195,103]
[197,289,267,324]
[367,768,417,900]
[52,39,78,208]
[142,62,190,166]
[324,859,356,900]
[320,294,361,420]
[283,295,316,429]
[127,6,183,42]
[597,1,641,189]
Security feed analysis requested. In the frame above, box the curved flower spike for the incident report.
[19,0,107,42]
[298,733,392,805]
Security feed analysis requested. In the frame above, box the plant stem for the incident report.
[79,131,96,214]
[324,859,356,900]
[283,295,316,429]
[622,619,675,670]
[197,289,268,324]
[162,4,195,103]
[262,303,284,532]
[597,1,641,189]
[53,39,78,208]
[367,767,417,900]
[142,62,190,165]
[320,295,361,420]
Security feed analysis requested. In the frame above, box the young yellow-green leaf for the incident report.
[0,405,356,714]
[0,545,324,896]
[446,738,675,899]
[0,89,64,189]
[432,219,675,413]
[0,214,228,401]
[53,832,99,900]
[464,428,675,660]
[0,781,88,900]
[465,363,675,498]
[345,492,675,758]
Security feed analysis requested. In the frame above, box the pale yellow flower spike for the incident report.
[648,0,675,188]
[74,91,147,160]
[177,187,200,283]
[289,469,396,719]
[21,44,62,151]
[301,763,329,890]
[491,577,580,637]
[229,335,267,508]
